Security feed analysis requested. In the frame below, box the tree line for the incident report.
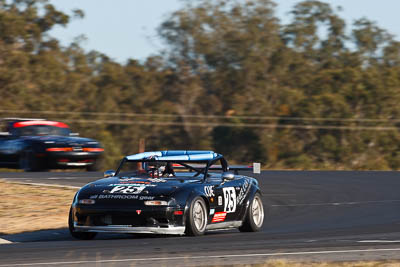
[1,0,400,170]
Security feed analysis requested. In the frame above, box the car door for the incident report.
[209,174,245,224]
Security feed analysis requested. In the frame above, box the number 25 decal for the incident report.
[110,185,145,194]
[223,187,237,213]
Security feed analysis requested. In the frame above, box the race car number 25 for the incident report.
[223,187,237,213]
[110,185,145,194]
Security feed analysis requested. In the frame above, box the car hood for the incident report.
[79,176,201,198]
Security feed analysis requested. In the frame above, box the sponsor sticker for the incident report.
[236,179,250,205]
[119,180,151,184]
[97,194,155,200]
[98,194,139,200]
[148,178,167,183]
[204,186,215,197]
[109,183,155,187]
[211,212,227,223]
[218,196,223,206]
[139,195,155,200]
[120,177,147,181]
[209,208,215,215]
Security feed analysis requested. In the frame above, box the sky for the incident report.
[49,0,400,64]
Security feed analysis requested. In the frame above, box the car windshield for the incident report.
[18,125,71,136]
[117,160,209,179]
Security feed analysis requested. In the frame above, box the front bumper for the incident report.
[71,204,185,235]
[74,224,185,235]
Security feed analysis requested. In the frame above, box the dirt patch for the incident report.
[0,179,77,235]
[248,260,400,267]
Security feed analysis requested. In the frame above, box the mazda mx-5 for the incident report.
[69,150,264,239]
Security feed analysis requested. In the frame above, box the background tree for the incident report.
[1,0,400,170]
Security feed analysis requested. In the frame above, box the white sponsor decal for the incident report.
[139,195,155,200]
[148,178,167,183]
[99,194,139,200]
[108,183,155,187]
[209,208,215,215]
[120,177,140,180]
[97,194,155,200]
[110,185,146,194]
[223,187,237,213]
[236,179,250,205]
[218,196,223,206]
[204,186,215,197]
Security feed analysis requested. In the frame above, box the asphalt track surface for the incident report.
[1,171,400,266]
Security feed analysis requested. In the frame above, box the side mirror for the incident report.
[104,170,116,178]
[222,172,235,181]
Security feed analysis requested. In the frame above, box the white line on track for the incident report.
[2,247,400,266]
[2,177,80,180]
[358,240,400,243]
[270,199,400,207]
[47,177,78,180]
[2,180,80,189]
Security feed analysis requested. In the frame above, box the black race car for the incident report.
[0,118,104,171]
[69,150,264,239]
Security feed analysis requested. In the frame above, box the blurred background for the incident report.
[1,0,400,170]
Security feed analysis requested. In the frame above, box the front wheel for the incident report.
[68,207,97,240]
[185,197,208,236]
[239,193,264,232]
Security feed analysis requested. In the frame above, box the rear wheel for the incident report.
[239,193,264,232]
[68,207,97,240]
[185,197,208,236]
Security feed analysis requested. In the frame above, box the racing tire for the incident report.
[239,193,264,232]
[68,207,97,240]
[19,151,42,172]
[185,197,208,236]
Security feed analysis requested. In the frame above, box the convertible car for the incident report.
[69,150,264,239]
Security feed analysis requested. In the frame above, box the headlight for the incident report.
[144,200,168,206]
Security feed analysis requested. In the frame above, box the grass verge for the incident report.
[0,179,77,235]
